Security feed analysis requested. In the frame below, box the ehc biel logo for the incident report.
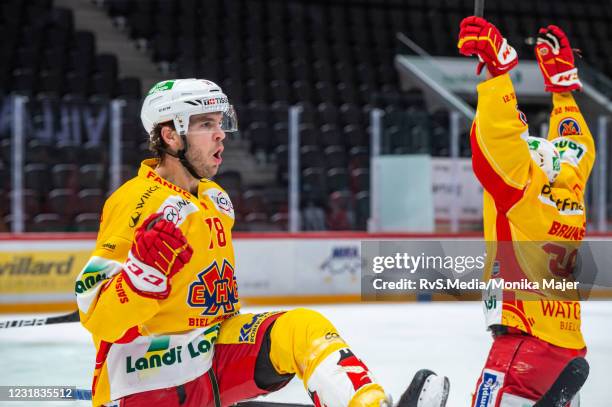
[187,260,238,315]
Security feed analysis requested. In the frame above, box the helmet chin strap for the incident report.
[162,133,205,180]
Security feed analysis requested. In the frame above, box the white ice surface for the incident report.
[0,301,610,406]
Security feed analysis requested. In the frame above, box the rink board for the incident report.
[0,232,611,312]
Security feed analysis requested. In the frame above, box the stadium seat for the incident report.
[243,212,273,231]
[299,124,319,147]
[272,122,289,146]
[323,146,348,169]
[344,124,369,149]
[350,168,370,193]
[24,163,49,194]
[77,188,105,214]
[25,140,53,165]
[270,212,288,230]
[73,212,101,232]
[354,190,370,230]
[241,190,267,215]
[10,189,41,217]
[349,147,370,171]
[214,170,243,191]
[274,144,288,184]
[51,163,79,192]
[79,164,106,190]
[248,122,272,154]
[47,188,78,219]
[302,167,326,202]
[320,125,344,147]
[326,168,350,193]
[264,187,288,216]
[30,213,67,232]
[300,146,325,170]
[317,103,340,127]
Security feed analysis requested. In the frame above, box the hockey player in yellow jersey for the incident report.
[458,17,594,406]
[75,79,449,407]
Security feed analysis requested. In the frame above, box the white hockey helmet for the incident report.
[526,136,561,183]
[140,78,238,136]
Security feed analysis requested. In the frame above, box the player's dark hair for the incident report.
[149,122,175,161]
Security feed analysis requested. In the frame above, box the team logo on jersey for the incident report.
[558,118,581,137]
[475,369,504,406]
[187,260,238,316]
[203,188,235,219]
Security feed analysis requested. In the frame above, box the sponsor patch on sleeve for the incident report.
[558,118,581,137]
[155,195,199,226]
[203,188,235,219]
[552,137,587,167]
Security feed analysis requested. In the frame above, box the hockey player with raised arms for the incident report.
[74,79,450,407]
[458,17,595,406]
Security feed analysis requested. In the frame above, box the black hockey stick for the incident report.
[534,357,589,407]
[74,388,312,406]
[0,218,163,330]
[474,0,484,17]
[0,310,80,329]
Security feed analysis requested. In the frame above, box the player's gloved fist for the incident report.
[457,16,518,76]
[535,25,582,92]
[122,213,193,299]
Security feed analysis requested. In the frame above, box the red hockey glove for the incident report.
[123,213,193,299]
[457,16,518,76]
[535,25,582,92]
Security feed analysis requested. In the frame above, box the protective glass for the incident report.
[221,105,239,132]
[187,106,239,134]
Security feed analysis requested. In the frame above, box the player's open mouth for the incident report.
[212,147,223,164]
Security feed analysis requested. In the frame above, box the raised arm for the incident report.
[458,17,530,211]
[535,25,596,191]
[471,75,532,209]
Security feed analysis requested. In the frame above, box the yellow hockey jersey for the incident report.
[75,159,240,405]
[471,74,595,349]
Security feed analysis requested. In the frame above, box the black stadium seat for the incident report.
[74,213,100,232]
[30,213,67,232]
[51,164,79,191]
[78,188,105,214]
